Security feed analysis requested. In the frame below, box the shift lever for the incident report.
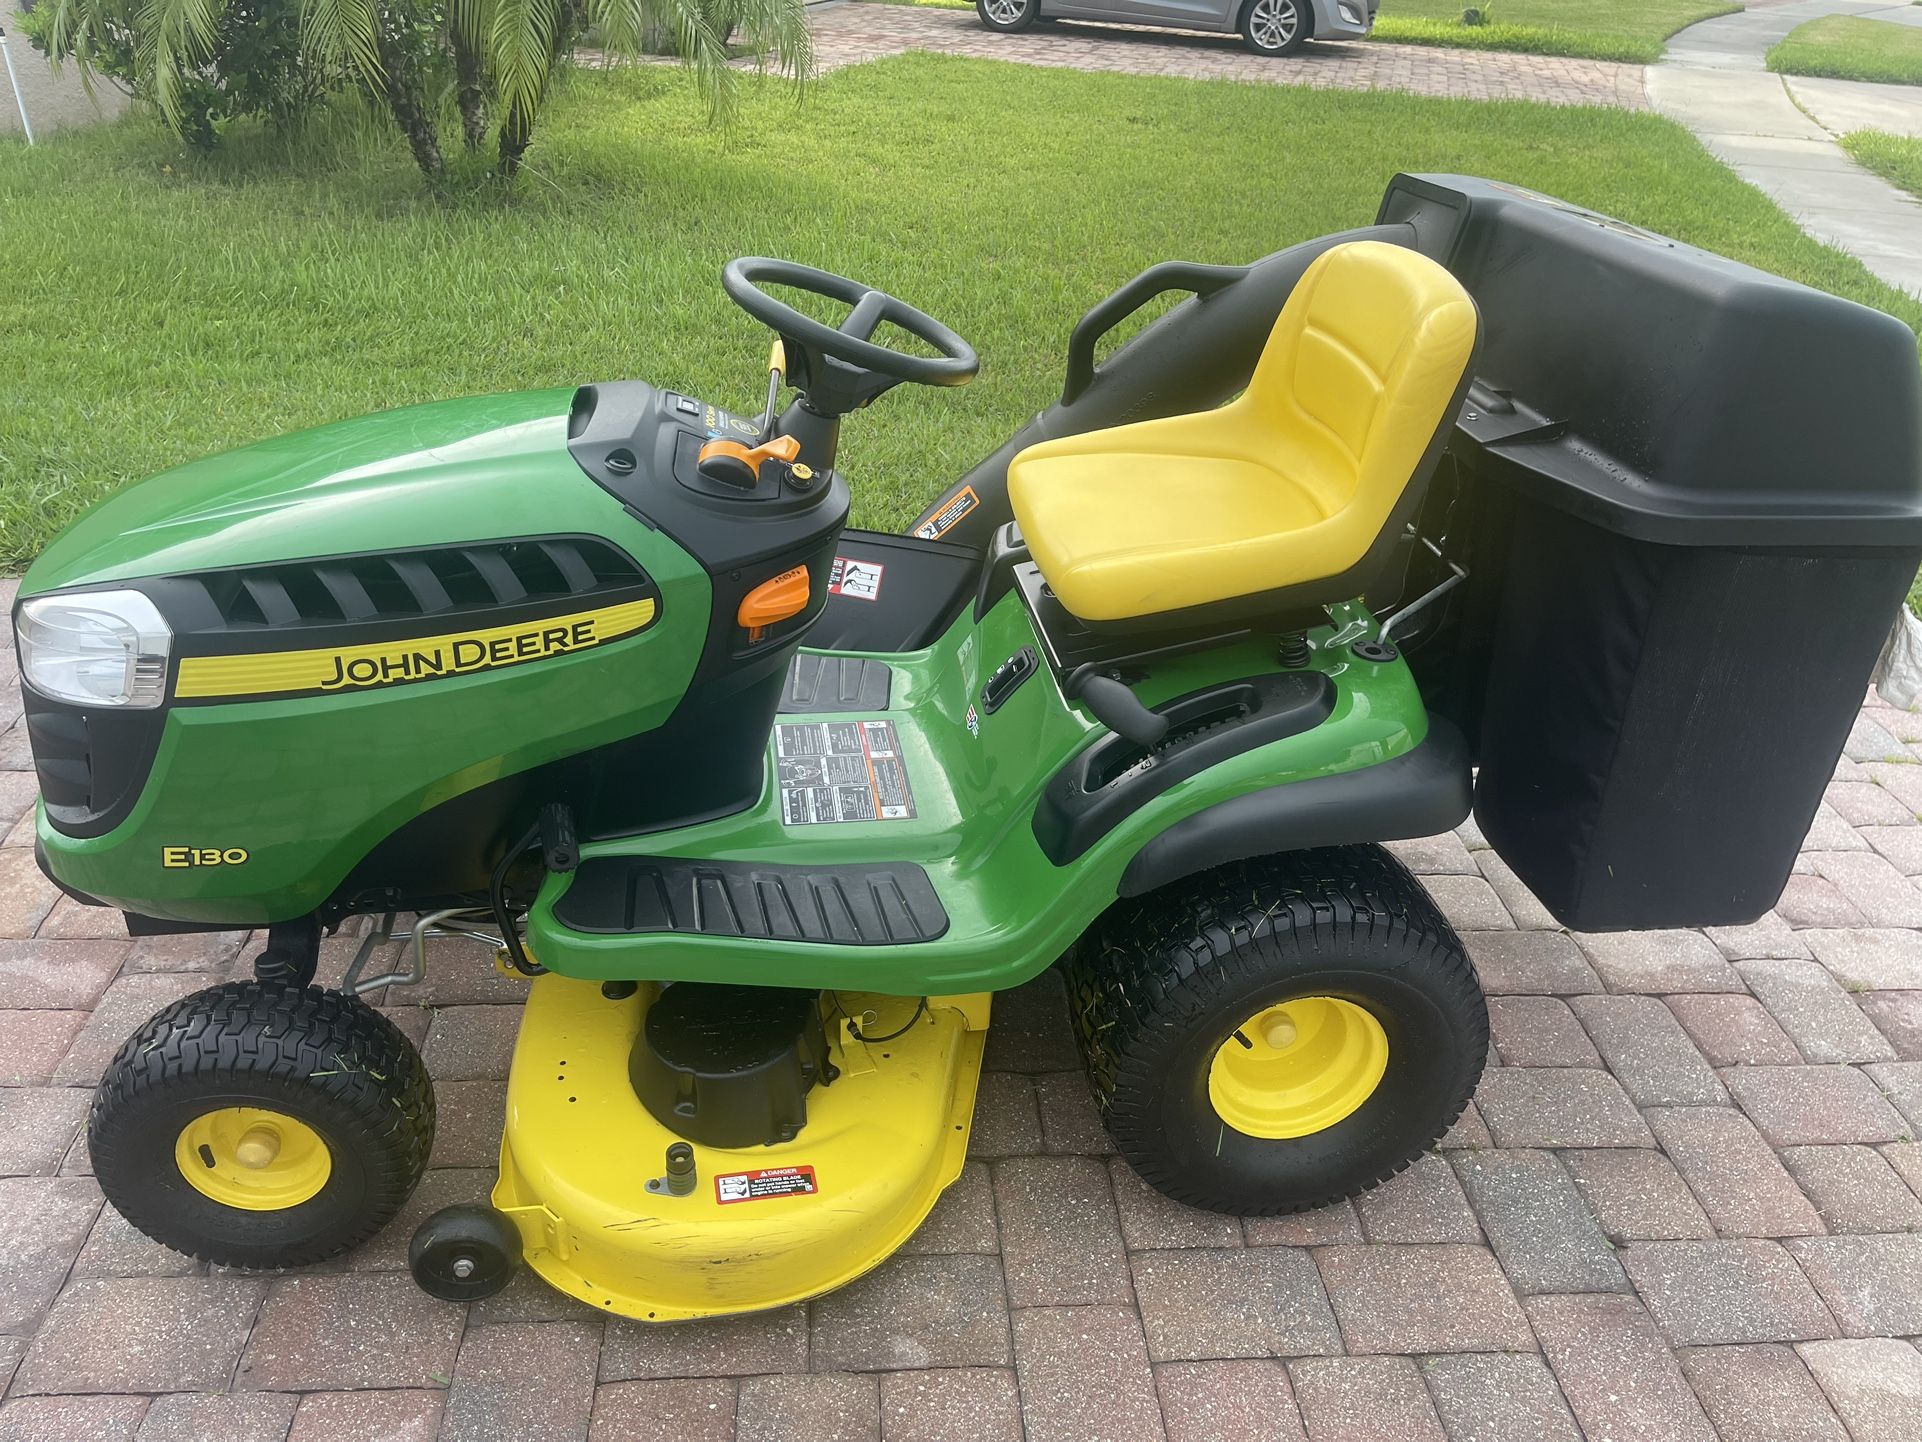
[1067,670,1169,749]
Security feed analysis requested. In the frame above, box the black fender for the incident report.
[1116,718,1473,899]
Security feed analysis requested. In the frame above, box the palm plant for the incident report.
[33,0,811,177]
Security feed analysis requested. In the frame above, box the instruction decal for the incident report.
[915,486,978,540]
[715,1165,818,1204]
[828,556,885,602]
[776,719,917,825]
[703,404,762,440]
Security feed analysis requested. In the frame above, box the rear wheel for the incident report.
[1240,0,1309,54]
[1067,846,1486,1213]
[90,981,435,1267]
[977,0,1041,32]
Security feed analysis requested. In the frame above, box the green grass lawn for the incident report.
[865,0,1736,62]
[1768,16,1922,86]
[3,54,1920,568]
[1844,128,1922,198]
[1373,0,1736,64]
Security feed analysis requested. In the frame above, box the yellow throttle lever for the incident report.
[697,432,800,489]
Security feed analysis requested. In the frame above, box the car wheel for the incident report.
[1240,0,1309,54]
[977,0,1041,32]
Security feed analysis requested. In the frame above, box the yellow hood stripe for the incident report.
[174,597,657,700]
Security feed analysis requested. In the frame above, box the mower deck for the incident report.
[494,975,988,1321]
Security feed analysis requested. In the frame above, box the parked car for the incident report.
[975,0,1377,56]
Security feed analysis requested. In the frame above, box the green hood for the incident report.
[24,389,581,593]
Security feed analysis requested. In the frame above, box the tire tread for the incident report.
[89,980,434,1266]
[1066,844,1486,1213]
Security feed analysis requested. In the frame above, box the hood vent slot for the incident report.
[184,538,647,631]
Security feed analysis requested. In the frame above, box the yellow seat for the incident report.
[1008,242,1479,624]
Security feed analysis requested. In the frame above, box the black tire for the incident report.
[1239,0,1310,55]
[90,980,435,1268]
[1067,846,1486,1213]
[411,1204,523,1302]
[976,0,1041,33]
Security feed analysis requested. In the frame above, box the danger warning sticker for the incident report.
[776,719,916,825]
[915,486,978,541]
[827,556,884,602]
[715,1165,818,1204]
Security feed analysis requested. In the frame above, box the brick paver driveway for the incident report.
[805,2,1649,108]
[5,562,1922,1441]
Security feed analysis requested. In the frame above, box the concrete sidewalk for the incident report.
[1647,0,1922,299]
[1791,73,1922,139]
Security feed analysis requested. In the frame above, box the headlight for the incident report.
[16,590,172,709]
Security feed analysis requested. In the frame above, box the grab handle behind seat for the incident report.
[1062,262,1249,407]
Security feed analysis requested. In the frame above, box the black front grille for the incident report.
[23,692,167,840]
[24,709,90,811]
[178,538,647,631]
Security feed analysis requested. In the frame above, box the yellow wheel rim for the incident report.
[1207,996,1389,1139]
[175,1107,332,1211]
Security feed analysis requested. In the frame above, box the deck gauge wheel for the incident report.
[410,1203,524,1301]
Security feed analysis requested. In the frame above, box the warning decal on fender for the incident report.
[914,486,978,540]
[715,1165,818,1204]
[828,556,884,601]
[776,719,917,825]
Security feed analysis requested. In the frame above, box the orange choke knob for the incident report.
[738,565,811,643]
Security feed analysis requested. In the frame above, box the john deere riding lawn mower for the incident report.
[16,175,1922,1320]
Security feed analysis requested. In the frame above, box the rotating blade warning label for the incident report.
[715,1165,818,1204]
[776,719,917,825]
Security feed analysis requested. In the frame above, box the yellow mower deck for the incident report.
[494,975,989,1322]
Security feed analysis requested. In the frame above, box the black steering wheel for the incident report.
[721,259,979,416]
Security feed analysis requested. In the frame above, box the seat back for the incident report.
[1244,240,1479,524]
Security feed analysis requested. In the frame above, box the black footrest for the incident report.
[553,857,948,945]
[778,654,893,713]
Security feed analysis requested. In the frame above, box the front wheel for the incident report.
[90,981,435,1268]
[1240,0,1309,54]
[1068,846,1487,1213]
[977,0,1041,32]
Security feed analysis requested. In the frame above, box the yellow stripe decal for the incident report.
[174,597,657,700]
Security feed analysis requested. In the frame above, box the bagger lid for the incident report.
[1379,174,1922,547]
